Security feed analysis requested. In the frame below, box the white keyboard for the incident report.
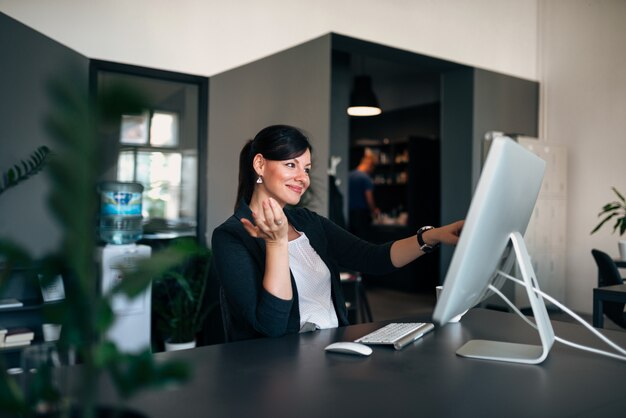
[354,322,435,350]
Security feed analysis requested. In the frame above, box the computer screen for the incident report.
[432,136,554,364]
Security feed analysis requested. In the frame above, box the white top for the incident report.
[288,232,338,330]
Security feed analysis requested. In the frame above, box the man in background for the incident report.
[348,148,380,239]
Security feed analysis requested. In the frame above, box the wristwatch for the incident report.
[417,226,439,253]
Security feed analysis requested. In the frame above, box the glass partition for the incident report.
[90,61,208,243]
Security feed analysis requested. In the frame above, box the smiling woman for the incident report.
[211,124,463,342]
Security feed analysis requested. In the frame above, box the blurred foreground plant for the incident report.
[0,68,195,417]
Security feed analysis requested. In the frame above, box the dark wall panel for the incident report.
[206,35,332,237]
[472,69,540,184]
[0,12,89,256]
[440,67,539,284]
[440,68,475,281]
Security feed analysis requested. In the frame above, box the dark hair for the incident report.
[235,125,312,210]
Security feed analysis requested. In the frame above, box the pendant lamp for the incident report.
[347,75,382,117]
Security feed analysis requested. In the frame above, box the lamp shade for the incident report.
[347,75,382,116]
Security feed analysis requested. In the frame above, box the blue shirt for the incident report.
[349,170,374,210]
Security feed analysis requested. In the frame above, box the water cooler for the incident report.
[96,182,152,353]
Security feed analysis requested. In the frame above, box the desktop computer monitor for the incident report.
[432,136,554,364]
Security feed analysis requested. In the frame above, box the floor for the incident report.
[364,285,625,332]
[365,286,436,322]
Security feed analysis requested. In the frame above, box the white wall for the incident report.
[538,0,626,313]
[0,0,538,80]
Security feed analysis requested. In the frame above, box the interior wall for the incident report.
[0,13,89,257]
[206,35,332,242]
[330,51,351,222]
[5,2,626,315]
[0,1,538,81]
[539,0,626,313]
[440,68,475,279]
[472,69,539,187]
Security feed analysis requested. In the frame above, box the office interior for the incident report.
[1,1,626,409]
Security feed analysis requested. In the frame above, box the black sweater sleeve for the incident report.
[212,220,294,338]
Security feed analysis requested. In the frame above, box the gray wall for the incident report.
[472,69,539,186]
[440,68,475,278]
[0,12,89,257]
[329,51,351,221]
[206,35,333,243]
[440,67,539,283]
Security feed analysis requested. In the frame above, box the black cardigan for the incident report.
[211,201,396,341]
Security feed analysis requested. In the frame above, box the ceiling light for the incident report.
[347,75,382,117]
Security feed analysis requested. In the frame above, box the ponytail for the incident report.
[235,139,255,211]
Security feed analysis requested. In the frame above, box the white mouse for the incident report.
[324,342,373,356]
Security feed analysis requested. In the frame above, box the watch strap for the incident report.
[417,226,439,253]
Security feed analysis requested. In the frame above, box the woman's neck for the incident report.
[248,191,284,215]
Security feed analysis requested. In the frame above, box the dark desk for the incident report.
[615,259,626,268]
[95,309,626,418]
[593,284,626,327]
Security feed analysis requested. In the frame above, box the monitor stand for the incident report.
[456,231,555,364]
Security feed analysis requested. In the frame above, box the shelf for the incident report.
[0,342,36,354]
[0,299,61,314]
[0,299,42,313]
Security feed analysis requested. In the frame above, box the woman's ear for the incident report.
[253,153,265,177]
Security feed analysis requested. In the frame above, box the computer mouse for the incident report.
[324,342,373,356]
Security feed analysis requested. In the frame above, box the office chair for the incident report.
[591,248,626,329]
[340,271,373,324]
[218,286,234,343]
[218,286,260,342]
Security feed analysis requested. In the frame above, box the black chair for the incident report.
[340,271,373,324]
[591,249,626,329]
[218,286,233,342]
[218,286,261,343]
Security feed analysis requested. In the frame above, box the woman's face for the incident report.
[255,149,311,207]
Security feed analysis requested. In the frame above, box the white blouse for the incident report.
[288,232,338,330]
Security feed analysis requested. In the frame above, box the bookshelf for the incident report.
[0,267,60,368]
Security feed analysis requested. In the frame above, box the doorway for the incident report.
[332,43,461,293]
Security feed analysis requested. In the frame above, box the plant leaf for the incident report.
[599,203,621,214]
[0,146,52,196]
[613,186,626,203]
[591,212,618,234]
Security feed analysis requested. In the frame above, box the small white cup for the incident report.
[42,323,62,342]
[619,240,626,261]
[435,285,467,323]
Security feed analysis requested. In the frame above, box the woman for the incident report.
[212,125,463,341]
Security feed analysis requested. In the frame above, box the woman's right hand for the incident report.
[241,197,288,244]
[241,197,293,301]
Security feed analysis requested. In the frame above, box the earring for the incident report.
[256,176,263,184]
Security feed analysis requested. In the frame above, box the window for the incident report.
[94,62,207,241]
[117,111,195,223]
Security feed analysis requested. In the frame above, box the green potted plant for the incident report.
[153,240,213,351]
[591,186,626,260]
[0,72,196,417]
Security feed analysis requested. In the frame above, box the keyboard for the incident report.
[354,322,435,350]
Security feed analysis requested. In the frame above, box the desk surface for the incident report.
[99,309,626,418]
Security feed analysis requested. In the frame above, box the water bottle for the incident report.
[98,181,144,245]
